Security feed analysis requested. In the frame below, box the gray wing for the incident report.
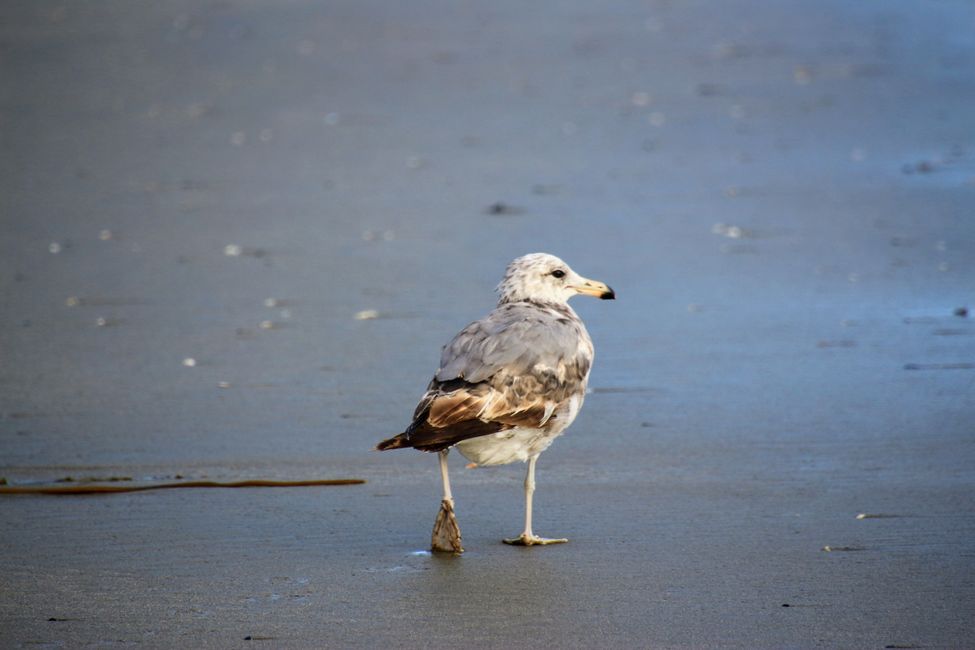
[436,303,590,385]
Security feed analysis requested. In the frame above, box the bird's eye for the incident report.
[551,269,566,279]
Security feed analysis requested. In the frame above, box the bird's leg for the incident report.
[439,448,454,505]
[503,454,568,546]
[431,449,463,553]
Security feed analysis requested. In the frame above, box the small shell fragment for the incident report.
[711,223,744,239]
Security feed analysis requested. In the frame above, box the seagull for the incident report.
[376,253,614,552]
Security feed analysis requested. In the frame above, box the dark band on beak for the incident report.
[600,287,616,300]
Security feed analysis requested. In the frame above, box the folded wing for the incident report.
[376,303,592,453]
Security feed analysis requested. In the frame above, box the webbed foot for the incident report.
[431,498,463,554]
[502,533,568,546]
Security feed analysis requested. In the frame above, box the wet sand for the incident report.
[2,0,974,647]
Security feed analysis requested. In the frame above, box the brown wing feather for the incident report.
[427,386,552,430]
[375,377,555,453]
[426,390,489,427]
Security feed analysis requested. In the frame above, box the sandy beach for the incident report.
[2,0,973,647]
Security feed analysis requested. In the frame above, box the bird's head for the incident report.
[496,253,615,305]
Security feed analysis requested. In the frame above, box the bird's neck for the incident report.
[497,298,578,318]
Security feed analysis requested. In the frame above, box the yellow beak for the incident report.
[571,278,616,300]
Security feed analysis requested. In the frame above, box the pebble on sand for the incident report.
[712,223,744,239]
[485,202,524,216]
[822,545,865,552]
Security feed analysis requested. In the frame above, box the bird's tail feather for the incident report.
[375,432,410,451]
